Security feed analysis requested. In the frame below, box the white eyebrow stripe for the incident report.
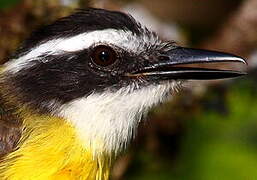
[49,29,158,53]
[4,29,159,73]
[55,29,138,51]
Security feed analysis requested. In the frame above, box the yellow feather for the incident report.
[0,111,112,180]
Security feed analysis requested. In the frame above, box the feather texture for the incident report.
[0,111,111,180]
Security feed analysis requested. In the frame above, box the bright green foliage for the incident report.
[178,77,257,180]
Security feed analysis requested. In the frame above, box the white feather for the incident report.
[58,81,179,156]
[4,29,159,73]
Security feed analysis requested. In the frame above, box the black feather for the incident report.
[13,8,143,59]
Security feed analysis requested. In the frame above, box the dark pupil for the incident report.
[98,51,110,62]
[92,46,116,67]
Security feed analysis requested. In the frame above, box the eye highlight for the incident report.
[90,45,117,67]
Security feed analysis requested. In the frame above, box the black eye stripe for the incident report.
[90,45,117,67]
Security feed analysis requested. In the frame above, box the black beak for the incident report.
[129,47,247,80]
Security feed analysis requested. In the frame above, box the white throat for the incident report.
[58,82,179,156]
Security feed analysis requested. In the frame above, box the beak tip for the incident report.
[230,55,247,65]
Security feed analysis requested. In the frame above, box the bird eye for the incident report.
[90,45,117,67]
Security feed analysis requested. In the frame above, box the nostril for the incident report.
[158,55,170,61]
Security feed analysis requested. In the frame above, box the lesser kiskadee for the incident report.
[0,8,246,180]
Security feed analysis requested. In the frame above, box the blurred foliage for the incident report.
[124,75,257,180]
[0,0,20,9]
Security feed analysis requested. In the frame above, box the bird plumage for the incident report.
[0,8,176,179]
[0,8,246,180]
[0,111,111,180]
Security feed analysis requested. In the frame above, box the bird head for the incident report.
[1,8,246,155]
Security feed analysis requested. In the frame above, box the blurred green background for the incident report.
[0,0,256,179]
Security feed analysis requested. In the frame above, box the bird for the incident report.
[0,8,246,180]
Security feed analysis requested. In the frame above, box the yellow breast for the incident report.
[0,112,111,180]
